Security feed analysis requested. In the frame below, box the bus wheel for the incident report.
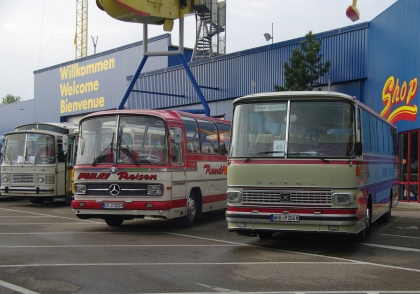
[258,232,274,239]
[380,194,392,223]
[30,197,46,204]
[105,218,124,227]
[354,228,366,243]
[179,193,198,228]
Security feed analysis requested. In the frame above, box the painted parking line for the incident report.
[0,279,40,294]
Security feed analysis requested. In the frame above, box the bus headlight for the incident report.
[227,191,242,203]
[1,174,9,182]
[147,185,162,196]
[38,175,45,183]
[333,193,351,204]
[75,185,87,195]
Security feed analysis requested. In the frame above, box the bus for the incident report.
[225,91,398,241]
[71,109,231,227]
[0,122,78,203]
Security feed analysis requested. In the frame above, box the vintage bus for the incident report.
[0,122,78,203]
[71,109,231,227]
[225,91,398,241]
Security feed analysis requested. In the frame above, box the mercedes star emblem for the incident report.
[109,184,121,196]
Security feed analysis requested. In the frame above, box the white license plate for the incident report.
[102,203,124,209]
[271,214,299,222]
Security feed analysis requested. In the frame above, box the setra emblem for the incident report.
[109,184,121,196]
[110,167,117,174]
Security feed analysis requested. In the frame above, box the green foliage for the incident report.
[1,94,21,105]
[274,31,331,91]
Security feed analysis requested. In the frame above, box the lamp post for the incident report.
[264,23,273,44]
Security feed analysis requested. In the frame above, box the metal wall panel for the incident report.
[0,100,35,135]
[364,0,419,133]
[32,35,172,124]
[126,23,368,113]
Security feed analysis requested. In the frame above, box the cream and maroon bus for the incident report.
[71,109,231,227]
[225,91,398,241]
[1,122,78,204]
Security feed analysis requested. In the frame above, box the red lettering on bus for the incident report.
[77,172,111,180]
[204,164,225,175]
[117,171,157,180]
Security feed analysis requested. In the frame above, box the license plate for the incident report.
[271,214,299,222]
[102,203,124,209]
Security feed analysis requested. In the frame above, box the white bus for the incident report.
[71,109,231,227]
[0,122,78,203]
[225,91,398,241]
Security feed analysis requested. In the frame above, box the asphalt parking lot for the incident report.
[0,199,420,294]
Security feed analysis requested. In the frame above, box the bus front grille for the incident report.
[242,190,332,205]
[11,174,35,183]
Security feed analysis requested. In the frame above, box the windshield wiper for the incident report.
[120,145,140,166]
[92,131,114,166]
[244,151,284,162]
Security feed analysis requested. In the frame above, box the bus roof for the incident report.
[14,122,79,134]
[234,91,355,104]
[79,109,231,125]
[233,91,395,128]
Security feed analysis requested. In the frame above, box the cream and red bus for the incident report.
[226,91,398,241]
[71,109,231,227]
[0,122,78,203]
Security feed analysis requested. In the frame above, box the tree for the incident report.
[274,31,331,91]
[1,94,21,105]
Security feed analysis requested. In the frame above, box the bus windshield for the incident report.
[77,114,168,165]
[230,100,355,158]
[5,132,55,164]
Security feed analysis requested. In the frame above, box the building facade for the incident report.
[0,0,418,202]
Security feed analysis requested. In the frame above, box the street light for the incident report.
[264,23,273,44]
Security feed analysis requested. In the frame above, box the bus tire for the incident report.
[380,193,392,223]
[258,231,274,239]
[354,228,366,243]
[105,218,124,227]
[30,197,46,204]
[179,193,198,228]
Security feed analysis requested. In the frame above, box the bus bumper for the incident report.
[226,207,363,235]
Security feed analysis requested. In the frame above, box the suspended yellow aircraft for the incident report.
[96,0,195,31]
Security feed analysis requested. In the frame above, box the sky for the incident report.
[0,0,398,102]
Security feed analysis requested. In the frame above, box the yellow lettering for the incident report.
[60,83,69,97]
[94,80,99,91]
[103,60,109,70]
[95,61,103,72]
[407,78,418,105]
[380,76,394,118]
[59,97,106,113]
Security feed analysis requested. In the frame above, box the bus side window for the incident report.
[361,109,371,153]
[217,122,231,154]
[197,120,218,154]
[181,116,200,153]
[170,128,183,165]
[58,143,65,163]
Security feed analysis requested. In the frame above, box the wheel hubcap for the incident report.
[186,198,196,221]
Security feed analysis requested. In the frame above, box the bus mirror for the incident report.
[354,142,362,156]
[62,135,69,153]
[220,142,227,155]
[174,127,182,144]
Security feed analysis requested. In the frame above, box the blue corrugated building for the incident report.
[0,0,419,202]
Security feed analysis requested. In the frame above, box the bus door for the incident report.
[56,138,66,197]
[400,131,419,203]
[169,126,186,200]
